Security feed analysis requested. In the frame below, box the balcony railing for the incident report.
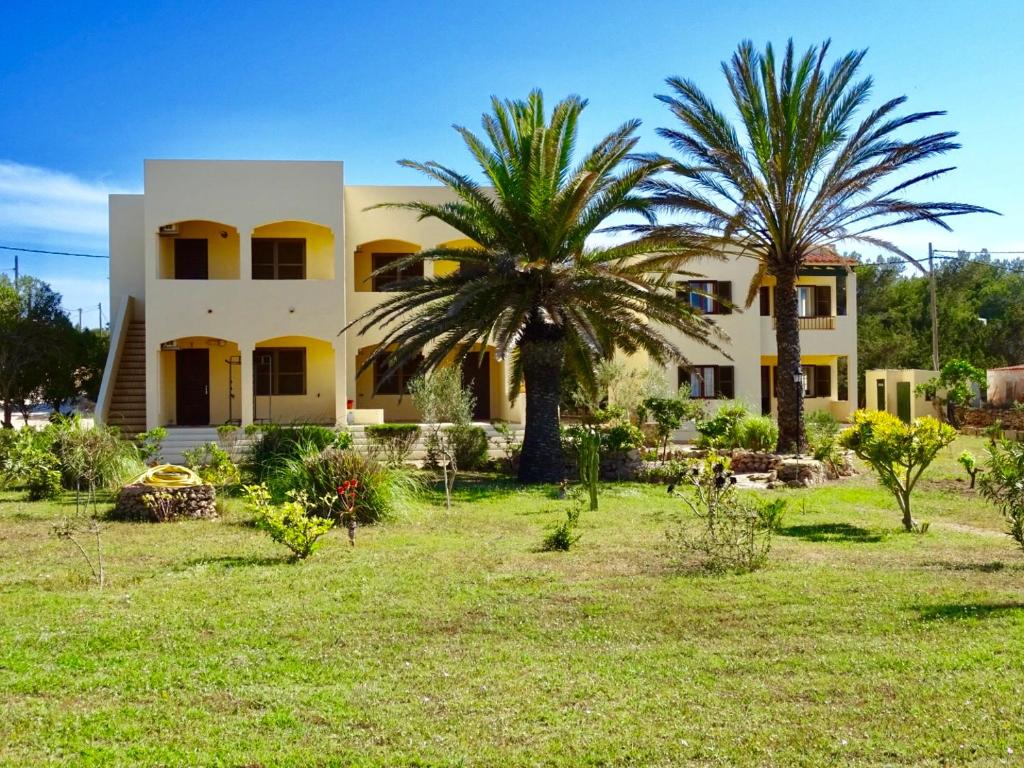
[771,315,836,330]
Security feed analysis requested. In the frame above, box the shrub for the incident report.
[244,424,351,481]
[639,392,703,459]
[839,410,955,532]
[137,427,167,464]
[735,415,779,452]
[46,419,144,507]
[491,421,521,474]
[542,492,583,551]
[695,400,752,449]
[757,498,787,532]
[667,456,771,573]
[0,429,62,500]
[242,484,333,560]
[601,423,644,453]
[278,447,418,524]
[365,423,421,466]
[182,442,241,490]
[444,424,489,471]
[978,440,1024,552]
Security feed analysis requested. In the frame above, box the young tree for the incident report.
[915,359,985,425]
[637,39,993,452]
[345,91,720,483]
[840,410,955,531]
[978,440,1024,552]
[408,367,475,507]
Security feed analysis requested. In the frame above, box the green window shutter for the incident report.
[814,365,831,398]
[814,285,832,317]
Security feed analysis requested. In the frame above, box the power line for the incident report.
[0,244,108,259]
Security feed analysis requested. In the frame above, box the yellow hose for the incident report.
[131,464,203,488]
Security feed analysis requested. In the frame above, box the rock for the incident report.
[112,483,218,521]
[776,457,827,487]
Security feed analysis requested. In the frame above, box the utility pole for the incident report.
[97,303,102,329]
[78,308,83,329]
[13,253,17,283]
[929,242,940,371]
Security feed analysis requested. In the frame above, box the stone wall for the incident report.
[113,483,217,522]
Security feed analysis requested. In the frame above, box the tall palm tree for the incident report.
[636,40,994,452]
[345,91,720,483]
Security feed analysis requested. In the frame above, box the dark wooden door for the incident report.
[176,349,210,425]
[174,239,209,279]
[760,365,771,415]
[897,381,912,423]
[875,379,886,411]
[461,353,491,421]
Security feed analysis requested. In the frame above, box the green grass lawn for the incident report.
[2,435,1023,767]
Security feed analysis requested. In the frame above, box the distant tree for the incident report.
[916,359,986,425]
[0,276,79,427]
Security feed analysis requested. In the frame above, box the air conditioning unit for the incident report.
[158,224,179,237]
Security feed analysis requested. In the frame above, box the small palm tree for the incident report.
[345,91,720,483]
[637,40,994,452]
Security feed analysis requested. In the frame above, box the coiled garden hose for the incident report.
[130,464,203,488]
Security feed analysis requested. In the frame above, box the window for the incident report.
[174,239,209,279]
[253,238,305,279]
[677,280,732,315]
[253,348,306,396]
[373,354,423,396]
[801,364,832,398]
[759,286,771,316]
[372,253,424,291]
[797,285,832,317]
[678,365,735,399]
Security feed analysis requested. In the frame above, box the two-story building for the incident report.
[646,250,858,420]
[97,159,856,440]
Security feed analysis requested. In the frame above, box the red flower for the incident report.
[350,480,359,488]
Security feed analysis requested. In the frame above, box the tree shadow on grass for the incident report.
[778,523,886,543]
[918,602,1024,621]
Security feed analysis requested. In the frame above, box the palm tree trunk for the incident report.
[517,329,566,484]
[773,268,806,454]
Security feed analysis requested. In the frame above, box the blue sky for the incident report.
[1,0,1021,324]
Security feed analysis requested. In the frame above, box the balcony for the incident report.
[772,315,836,330]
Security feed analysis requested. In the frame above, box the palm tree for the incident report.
[345,91,720,483]
[637,40,994,452]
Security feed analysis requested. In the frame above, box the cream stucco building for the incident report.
[97,159,857,438]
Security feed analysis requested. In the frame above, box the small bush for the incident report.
[491,422,521,474]
[542,493,583,551]
[735,416,779,452]
[695,400,753,449]
[0,429,62,500]
[958,450,980,489]
[182,442,241,490]
[279,447,418,524]
[137,427,167,464]
[244,424,351,481]
[365,423,421,466]
[757,498,787,532]
[667,456,771,573]
[242,484,333,560]
[445,424,489,471]
[601,423,645,453]
[979,440,1024,551]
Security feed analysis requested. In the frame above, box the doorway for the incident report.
[875,379,886,412]
[461,352,491,421]
[174,239,209,279]
[896,381,912,423]
[175,349,210,425]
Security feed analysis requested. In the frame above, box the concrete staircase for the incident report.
[349,422,524,462]
[106,320,147,436]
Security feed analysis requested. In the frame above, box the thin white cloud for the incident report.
[0,160,134,238]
